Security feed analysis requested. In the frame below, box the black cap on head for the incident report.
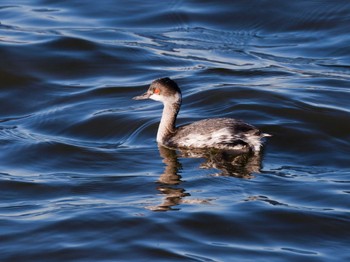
[151,77,181,95]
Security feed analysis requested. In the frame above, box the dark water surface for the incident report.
[1,1,350,261]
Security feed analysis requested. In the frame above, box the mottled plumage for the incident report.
[133,78,269,152]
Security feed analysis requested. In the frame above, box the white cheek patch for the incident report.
[150,93,180,104]
[149,94,162,101]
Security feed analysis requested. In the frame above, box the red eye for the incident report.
[154,88,160,94]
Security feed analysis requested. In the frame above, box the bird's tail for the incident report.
[261,133,272,138]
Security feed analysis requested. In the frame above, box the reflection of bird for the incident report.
[133,77,270,153]
[199,151,261,179]
[178,148,262,178]
[150,145,263,211]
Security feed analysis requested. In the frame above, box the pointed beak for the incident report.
[133,91,150,100]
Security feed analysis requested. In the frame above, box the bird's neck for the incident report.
[157,101,181,144]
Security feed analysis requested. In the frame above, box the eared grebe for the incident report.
[133,78,270,153]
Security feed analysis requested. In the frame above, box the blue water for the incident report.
[1,1,349,261]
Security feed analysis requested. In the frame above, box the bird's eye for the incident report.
[154,88,160,94]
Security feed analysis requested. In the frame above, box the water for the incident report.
[1,0,349,261]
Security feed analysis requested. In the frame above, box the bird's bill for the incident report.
[133,92,150,100]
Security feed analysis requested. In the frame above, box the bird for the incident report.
[133,77,270,153]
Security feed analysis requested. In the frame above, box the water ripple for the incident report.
[1,0,350,261]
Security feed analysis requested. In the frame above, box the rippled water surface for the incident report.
[1,1,350,261]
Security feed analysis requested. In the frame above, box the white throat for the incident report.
[153,93,181,144]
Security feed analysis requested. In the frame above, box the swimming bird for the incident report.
[133,77,270,153]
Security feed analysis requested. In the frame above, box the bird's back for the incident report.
[165,118,263,152]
